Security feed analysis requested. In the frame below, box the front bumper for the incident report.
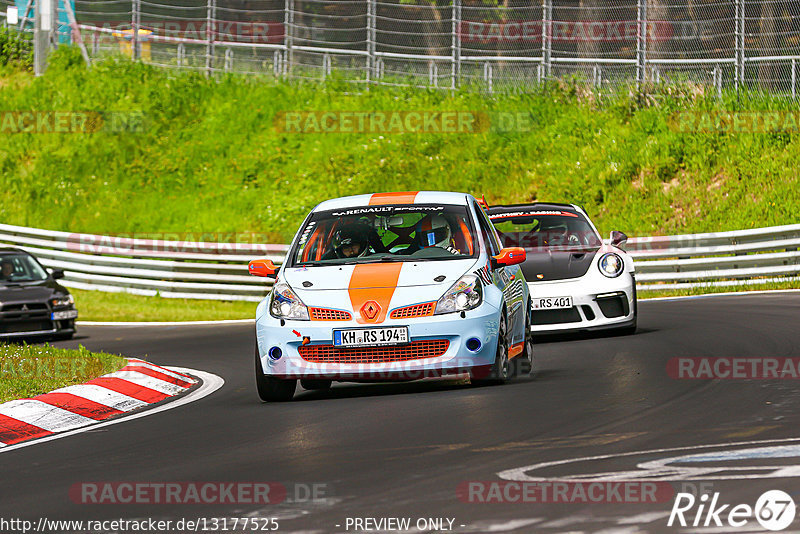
[256,304,501,380]
[527,273,636,333]
[0,308,77,339]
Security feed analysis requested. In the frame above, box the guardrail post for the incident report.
[177,42,185,67]
[366,0,375,85]
[131,0,139,61]
[206,0,216,76]
[451,0,461,92]
[542,0,552,79]
[636,0,647,87]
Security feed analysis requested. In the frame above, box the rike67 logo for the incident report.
[668,490,796,531]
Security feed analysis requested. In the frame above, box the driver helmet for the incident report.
[416,215,452,248]
[332,224,370,258]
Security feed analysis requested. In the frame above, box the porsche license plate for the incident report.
[532,296,573,310]
[333,327,409,348]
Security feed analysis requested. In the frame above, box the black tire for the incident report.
[255,347,296,402]
[473,312,510,385]
[512,301,533,377]
[301,379,332,391]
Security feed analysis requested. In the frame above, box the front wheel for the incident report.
[472,313,510,385]
[255,347,296,402]
[512,300,533,377]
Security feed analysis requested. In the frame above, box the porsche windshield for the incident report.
[490,210,601,251]
[290,204,477,266]
[0,253,48,284]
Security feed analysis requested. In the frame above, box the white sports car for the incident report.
[487,202,637,335]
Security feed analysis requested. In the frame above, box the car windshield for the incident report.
[289,204,477,266]
[0,253,48,283]
[489,210,601,251]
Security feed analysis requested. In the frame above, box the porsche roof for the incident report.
[314,191,473,212]
[486,202,586,218]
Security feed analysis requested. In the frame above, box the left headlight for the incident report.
[269,281,310,320]
[598,252,624,278]
[51,295,74,308]
[435,274,483,315]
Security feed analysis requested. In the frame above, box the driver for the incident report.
[0,259,14,280]
[416,215,459,254]
[328,224,371,259]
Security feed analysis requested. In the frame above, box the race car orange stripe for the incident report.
[509,342,524,359]
[369,192,419,205]
[348,263,403,324]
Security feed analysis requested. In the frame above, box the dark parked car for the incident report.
[0,248,77,340]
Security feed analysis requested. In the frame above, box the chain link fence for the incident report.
[1,0,799,94]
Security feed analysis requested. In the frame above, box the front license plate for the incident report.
[51,310,78,320]
[333,326,409,348]
[531,296,573,310]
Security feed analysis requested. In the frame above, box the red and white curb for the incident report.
[0,358,211,448]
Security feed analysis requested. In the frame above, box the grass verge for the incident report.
[639,279,800,300]
[70,288,257,322]
[0,343,126,403]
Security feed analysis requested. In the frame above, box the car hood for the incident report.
[520,247,600,282]
[282,259,479,292]
[0,279,62,304]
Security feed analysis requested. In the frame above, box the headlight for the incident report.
[51,295,74,308]
[435,274,483,315]
[269,281,310,320]
[598,252,624,278]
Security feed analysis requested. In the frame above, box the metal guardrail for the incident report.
[1,222,798,299]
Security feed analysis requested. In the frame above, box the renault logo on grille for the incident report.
[360,301,381,321]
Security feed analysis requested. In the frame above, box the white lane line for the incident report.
[0,368,224,454]
[104,370,187,395]
[123,360,196,382]
[50,384,148,412]
[77,319,254,326]
[0,400,95,432]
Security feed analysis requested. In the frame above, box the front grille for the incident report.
[532,307,582,325]
[390,302,435,319]
[596,295,629,318]
[2,303,48,312]
[0,320,53,334]
[299,340,450,364]
[309,307,352,321]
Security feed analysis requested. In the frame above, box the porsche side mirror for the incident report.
[610,231,628,248]
[492,247,526,269]
[248,259,278,279]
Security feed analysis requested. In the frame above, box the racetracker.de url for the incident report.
[0,517,280,533]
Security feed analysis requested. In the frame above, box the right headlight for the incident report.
[269,281,310,320]
[598,252,624,278]
[434,274,483,315]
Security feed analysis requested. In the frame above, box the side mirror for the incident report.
[610,231,628,248]
[492,247,526,269]
[50,269,65,280]
[248,259,278,279]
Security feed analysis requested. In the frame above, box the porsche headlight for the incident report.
[269,281,310,320]
[598,252,624,278]
[435,274,483,315]
[51,295,74,308]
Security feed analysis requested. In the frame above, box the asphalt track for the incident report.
[2,292,800,533]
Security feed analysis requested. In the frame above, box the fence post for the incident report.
[131,0,139,61]
[206,0,216,76]
[636,0,647,86]
[367,0,375,85]
[451,0,461,92]
[178,42,185,67]
[284,0,293,76]
[792,59,796,98]
[542,0,551,78]
[34,0,53,75]
[736,0,744,87]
